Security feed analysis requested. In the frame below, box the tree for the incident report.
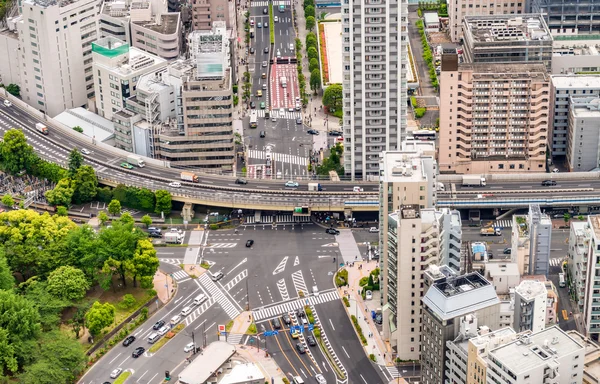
[304,5,315,18]
[307,47,318,61]
[70,306,87,339]
[309,58,320,72]
[125,238,159,288]
[68,148,84,176]
[141,215,152,228]
[119,212,134,225]
[0,328,18,374]
[306,16,316,31]
[1,129,36,175]
[56,206,68,216]
[65,226,100,280]
[98,211,109,226]
[310,69,321,91]
[154,190,172,215]
[303,0,314,8]
[564,213,571,225]
[1,194,14,208]
[85,301,115,337]
[21,279,70,331]
[71,165,98,204]
[107,199,121,216]
[6,84,20,97]
[98,221,146,287]
[323,83,343,111]
[45,178,74,207]
[72,126,83,133]
[47,266,90,301]
[0,250,14,290]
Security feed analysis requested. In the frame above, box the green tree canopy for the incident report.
[0,249,14,290]
[307,46,318,60]
[65,226,100,280]
[1,129,36,175]
[154,190,172,215]
[68,148,83,177]
[71,165,98,204]
[304,5,315,17]
[47,266,90,301]
[98,211,109,226]
[85,301,115,337]
[1,194,14,208]
[323,84,343,111]
[6,84,20,97]
[141,215,152,228]
[107,199,121,216]
[310,69,321,91]
[45,178,74,207]
[306,16,316,31]
[119,212,134,225]
[20,278,70,331]
[125,239,159,288]
[309,58,320,72]
[98,221,146,287]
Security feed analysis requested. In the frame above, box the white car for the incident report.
[170,315,182,325]
[285,180,299,188]
[157,325,169,336]
[365,290,373,300]
[369,227,379,233]
[110,368,123,379]
[279,107,285,115]
[315,374,327,384]
[274,15,278,22]
[312,285,319,296]
[3,100,11,107]
[81,148,91,155]
[169,228,182,234]
[184,342,196,353]
[552,168,559,173]
[169,182,181,188]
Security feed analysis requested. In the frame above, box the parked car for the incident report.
[148,231,162,238]
[249,47,255,54]
[246,239,254,247]
[328,130,343,136]
[250,101,256,109]
[325,228,340,235]
[552,168,559,173]
[365,290,373,300]
[375,313,383,325]
[296,343,306,354]
[110,368,123,379]
[285,180,299,188]
[369,227,379,233]
[169,228,183,234]
[153,320,165,330]
[132,346,145,358]
[315,374,327,384]
[306,335,317,346]
[184,342,196,353]
[148,227,161,233]
[122,335,135,346]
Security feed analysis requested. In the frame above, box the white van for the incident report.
[353,186,364,192]
[148,333,160,344]
[559,273,566,287]
[292,376,305,384]
[180,306,193,316]
[193,294,207,306]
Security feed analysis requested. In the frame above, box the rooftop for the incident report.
[136,69,172,93]
[422,272,500,320]
[589,215,600,240]
[219,363,264,384]
[133,13,179,35]
[423,12,438,26]
[54,107,114,143]
[488,326,584,375]
[459,62,549,81]
[551,75,600,89]
[470,326,517,352]
[463,14,552,44]
[93,38,167,75]
[553,44,600,57]
[380,149,435,183]
[486,263,520,277]
[178,341,236,384]
[424,265,456,281]
[515,279,547,300]
[572,97,600,117]
[566,331,600,383]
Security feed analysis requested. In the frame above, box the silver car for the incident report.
[110,368,123,379]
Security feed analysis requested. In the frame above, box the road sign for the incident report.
[308,324,314,331]
[264,330,279,337]
[218,324,226,336]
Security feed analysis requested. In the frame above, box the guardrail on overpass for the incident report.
[438,196,600,208]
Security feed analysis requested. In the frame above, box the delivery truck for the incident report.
[126,154,146,168]
[36,123,49,135]
[180,171,199,183]
[480,227,501,236]
[165,232,183,244]
[308,183,322,191]
[462,175,486,187]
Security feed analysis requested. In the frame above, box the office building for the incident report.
[486,326,585,383]
[513,279,547,333]
[0,28,21,86]
[510,205,552,277]
[567,96,600,172]
[15,0,99,117]
[191,0,230,30]
[569,220,590,318]
[549,75,600,160]
[484,263,520,295]
[528,0,600,35]
[421,271,501,384]
[521,275,559,326]
[92,36,167,122]
[551,44,600,75]
[447,0,525,42]
[466,327,519,384]
[462,15,553,71]
[342,0,408,180]
[438,59,550,174]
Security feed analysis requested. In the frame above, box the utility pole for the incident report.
[191,331,196,353]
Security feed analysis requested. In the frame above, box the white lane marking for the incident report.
[109,353,122,364]
[360,374,368,383]
[329,318,336,331]
[342,346,350,358]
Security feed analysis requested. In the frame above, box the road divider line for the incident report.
[341,346,350,358]
[108,353,122,364]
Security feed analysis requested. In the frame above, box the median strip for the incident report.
[148,323,185,353]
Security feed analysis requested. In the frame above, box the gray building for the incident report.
[462,14,553,71]
[421,271,501,384]
[528,204,552,277]
[567,96,600,172]
[549,75,600,159]
[513,279,548,333]
[528,0,600,35]
[341,0,408,180]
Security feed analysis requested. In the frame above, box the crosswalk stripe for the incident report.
[550,258,564,267]
[199,274,240,319]
[184,298,216,325]
[172,270,189,281]
[493,220,512,228]
[248,150,308,166]
[245,215,311,224]
[208,243,237,248]
[226,333,244,345]
[252,290,340,321]
[255,109,301,120]
[224,269,248,291]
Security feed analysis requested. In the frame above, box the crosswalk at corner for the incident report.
[493,220,512,228]
[550,258,565,267]
[199,273,241,319]
[171,270,190,282]
[255,109,301,120]
[252,290,340,321]
[225,333,245,345]
[184,298,216,325]
[386,366,401,378]
[159,258,182,265]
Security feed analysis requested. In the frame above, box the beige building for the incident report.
[191,0,230,30]
[438,57,550,174]
[466,327,518,384]
[448,0,525,42]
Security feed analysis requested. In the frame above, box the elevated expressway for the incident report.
[3,94,600,211]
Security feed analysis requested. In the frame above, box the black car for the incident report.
[153,320,166,330]
[264,47,269,54]
[250,47,255,54]
[250,101,256,109]
[306,335,317,346]
[272,318,281,329]
[541,180,557,186]
[122,335,135,347]
[263,7,268,13]
[307,129,319,135]
[235,178,248,185]
[282,314,291,325]
[148,231,162,238]
[296,308,305,318]
[325,228,340,235]
[246,239,254,247]
[132,346,145,358]
[296,343,306,354]
[328,130,343,136]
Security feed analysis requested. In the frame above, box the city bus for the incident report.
[249,111,258,128]
[411,129,436,141]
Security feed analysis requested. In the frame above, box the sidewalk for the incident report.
[153,270,175,304]
[236,345,287,383]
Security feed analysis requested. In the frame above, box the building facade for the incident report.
[341,0,407,180]
[567,96,600,172]
[528,0,600,35]
[438,59,550,174]
[191,0,230,30]
[447,0,525,42]
[510,205,552,277]
[513,279,547,333]
[16,0,99,117]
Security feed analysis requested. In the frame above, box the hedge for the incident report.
[350,315,368,345]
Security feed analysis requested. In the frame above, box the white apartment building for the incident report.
[486,326,585,384]
[567,96,600,172]
[510,205,552,277]
[549,75,600,160]
[447,0,525,42]
[0,28,21,86]
[552,44,600,75]
[513,279,547,333]
[15,0,99,117]
[341,0,408,180]
[92,36,167,121]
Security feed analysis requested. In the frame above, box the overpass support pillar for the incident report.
[181,202,195,223]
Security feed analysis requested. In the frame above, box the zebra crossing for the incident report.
[224,269,248,291]
[550,258,564,267]
[248,150,308,166]
[277,278,290,301]
[386,366,401,378]
[493,220,512,228]
[208,243,237,248]
[159,258,182,265]
[226,333,245,345]
[199,273,241,319]
[184,298,216,325]
[244,215,312,224]
[255,109,301,120]
[171,270,190,282]
[291,270,308,296]
[253,290,340,321]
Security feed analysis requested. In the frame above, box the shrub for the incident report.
[282,379,290,384]
[369,353,377,362]
[313,327,321,338]
[335,269,348,287]
[411,96,418,107]
[414,108,426,118]
[343,297,350,307]
[350,315,368,345]
[209,224,219,230]
[359,277,369,287]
